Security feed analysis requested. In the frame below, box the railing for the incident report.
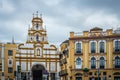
[113,49,120,54]
[63,49,68,54]
[114,66,120,69]
[88,32,107,37]
[75,50,83,55]
[60,58,67,66]
[91,66,96,69]
[59,69,68,76]
[74,32,83,36]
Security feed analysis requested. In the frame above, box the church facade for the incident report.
[0,12,60,80]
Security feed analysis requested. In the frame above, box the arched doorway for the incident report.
[31,64,45,80]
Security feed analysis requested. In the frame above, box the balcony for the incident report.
[114,65,120,69]
[75,50,83,55]
[100,66,105,69]
[60,58,67,66]
[91,50,96,53]
[59,69,68,76]
[59,61,63,66]
[113,49,120,54]
[100,50,105,53]
[63,58,67,64]
[91,66,96,69]
[63,49,68,54]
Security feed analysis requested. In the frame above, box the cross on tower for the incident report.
[36,11,38,17]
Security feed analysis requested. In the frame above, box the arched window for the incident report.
[91,57,96,69]
[76,57,82,69]
[91,42,96,53]
[115,56,120,68]
[99,41,105,53]
[37,49,40,56]
[76,43,82,53]
[99,57,105,69]
[36,35,39,42]
[115,40,120,52]
[36,24,39,30]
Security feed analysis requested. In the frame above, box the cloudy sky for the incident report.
[0,0,120,46]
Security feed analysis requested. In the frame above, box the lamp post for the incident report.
[2,72,4,80]
[109,75,111,80]
[8,76,9,80]
[98,68,100,80]
[98,60,100,80]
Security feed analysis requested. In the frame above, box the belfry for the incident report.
[0,12,60,80]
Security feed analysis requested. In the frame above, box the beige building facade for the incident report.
[60,27,120,80]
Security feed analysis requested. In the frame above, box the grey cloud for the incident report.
[0,0,120,45]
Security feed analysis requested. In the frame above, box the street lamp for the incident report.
[98,68,100,80]
[109,75,111,80]
[8,76,9,80]
[98,60,100,80]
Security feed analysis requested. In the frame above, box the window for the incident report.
[99,57,105,69]
[114,77,120,80]
[36,24,39,30]
[91,42,96,53]
[37,49,40,56]
[91,57,96,69]
[36,35,39,42]
[99,41,105,53]
[8,50,13,56]
[103,72,106,75]
[115,40,120,52]
[42,36,44,41]
[76,58,82,69]
[115,56,120,68]
[76,43,82,53]
[8,67,13,73]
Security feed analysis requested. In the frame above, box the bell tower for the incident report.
[26,11,48,44]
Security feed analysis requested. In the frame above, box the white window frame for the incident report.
[114,39,120,52]
[75,57,82,69]
[90,56,96,69]
[99,56,105,69]
[90,41,97,53]
[98,40,106,53]
[75,41,82,53]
